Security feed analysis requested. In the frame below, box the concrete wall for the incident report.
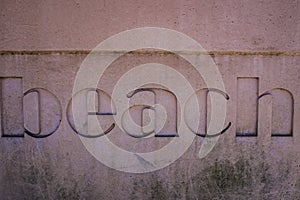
[0,0,299,199]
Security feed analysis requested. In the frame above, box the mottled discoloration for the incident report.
[0,0,299,198]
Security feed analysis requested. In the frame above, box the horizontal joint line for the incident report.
[0,50,299,56]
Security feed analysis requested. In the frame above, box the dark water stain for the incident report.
[187,159,255,199]
[130,174,169,200]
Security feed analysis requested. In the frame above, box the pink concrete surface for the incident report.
[0,0,299,199]
[0,0,299,51]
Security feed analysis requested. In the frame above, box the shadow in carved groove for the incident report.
[259,88,294,137]
[127,88,178,137]
[66,88,116,138]
[236,77,259,137]
[24,88,62,138]
[184,88,231,138]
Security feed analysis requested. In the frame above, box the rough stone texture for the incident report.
[0,0,299,199]
[0,0,299,51]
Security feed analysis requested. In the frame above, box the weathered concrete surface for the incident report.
[0,53,299,199]
[0,0,299,199]
[0,0,299,51]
